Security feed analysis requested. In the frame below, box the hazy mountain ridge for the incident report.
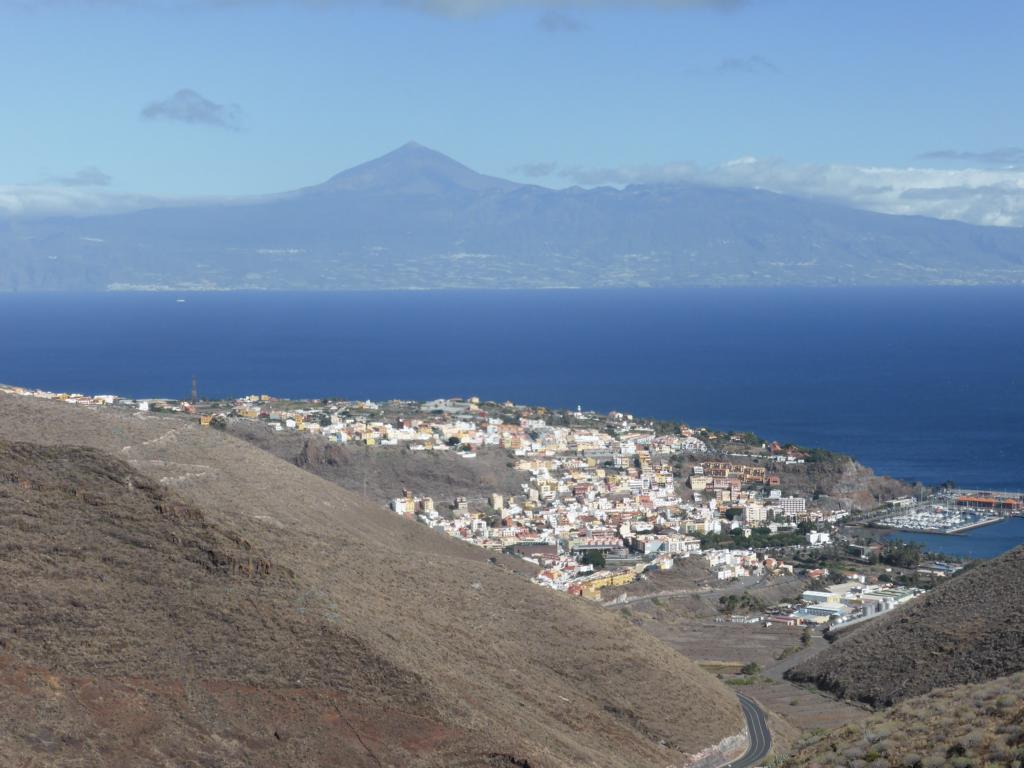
[3,143,1023,291]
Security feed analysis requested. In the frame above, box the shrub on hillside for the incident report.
[783,671,1024,768]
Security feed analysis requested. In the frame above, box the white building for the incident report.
[744,504,768,526]
[777,496,807,516]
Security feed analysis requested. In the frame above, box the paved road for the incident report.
[724,693,772,768]
[763,635,830,682]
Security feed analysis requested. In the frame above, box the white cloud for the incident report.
[537,10,581,30]
[11,0,744,15]
[557,158,1024,227]
[918,147,1024,168]
[715,54,777,74]
[46,166,113,187]
[0,186,154,218]
[6,155,1024,228]
[141,88,243,130]
[406,0,741,13]
[0,185,232,218]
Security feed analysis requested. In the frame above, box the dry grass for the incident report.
[787,545,1024,706]
[783,671,1024,767]
[227,419,528,505]
[746,682,869,736]
[646,618,808,668]
[0,393,744,768]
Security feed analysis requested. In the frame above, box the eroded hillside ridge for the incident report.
[0,393,745,767]
[227,419,528,504]
[0,440,464,765]
[786,545,1024,706]
[0,440,282,580]
[784,455,912,510]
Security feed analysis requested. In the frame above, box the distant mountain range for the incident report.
[3,142,1024,290]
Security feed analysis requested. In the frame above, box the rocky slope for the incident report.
[775,455,915,510]
[226,418,527,505]
[0,393,744,767]
[782,671,1024,768]
[786,545,1024,706]
[0,441,451,766]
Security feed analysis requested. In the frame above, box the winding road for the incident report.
[724,693,772,768]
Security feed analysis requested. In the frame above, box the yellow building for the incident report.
[579,569,638,599]
[686,518,713,534]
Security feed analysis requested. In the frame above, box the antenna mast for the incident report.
[191,374,198,405]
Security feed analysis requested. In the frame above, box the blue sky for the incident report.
[2,0,1023,224]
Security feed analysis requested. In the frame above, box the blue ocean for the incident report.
[889,517,1024,559]
[2,288,1023,493]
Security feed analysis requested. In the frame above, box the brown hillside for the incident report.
[786,545,1024,707]
[0,393,743,767]
[226,418,528,505]
[783,671,1024,768]
[0,440,458,766]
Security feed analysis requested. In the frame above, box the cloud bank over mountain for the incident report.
[5,152,1023,227]
[918,147,1024,168]
[547,157,1024,227]
[2,143,1023,291]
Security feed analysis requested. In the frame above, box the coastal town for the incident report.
[4,382,1019,631]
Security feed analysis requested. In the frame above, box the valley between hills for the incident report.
[1,389,1022,767]
[0,392,745,767]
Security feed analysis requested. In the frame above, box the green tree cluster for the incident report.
[579,550,606,569]
[880,541,924,569]
[718,592,767,614]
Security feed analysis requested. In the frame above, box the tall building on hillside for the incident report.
[777,496,807,516]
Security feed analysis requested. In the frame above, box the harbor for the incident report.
[885,516,1024,560]
[873,490,1023,535]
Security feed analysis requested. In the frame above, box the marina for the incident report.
[874,491,1023,534]
[886,516,1024,560]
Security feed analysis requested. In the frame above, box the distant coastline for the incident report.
[1,288,1023,490]
[5,144,1024,292]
